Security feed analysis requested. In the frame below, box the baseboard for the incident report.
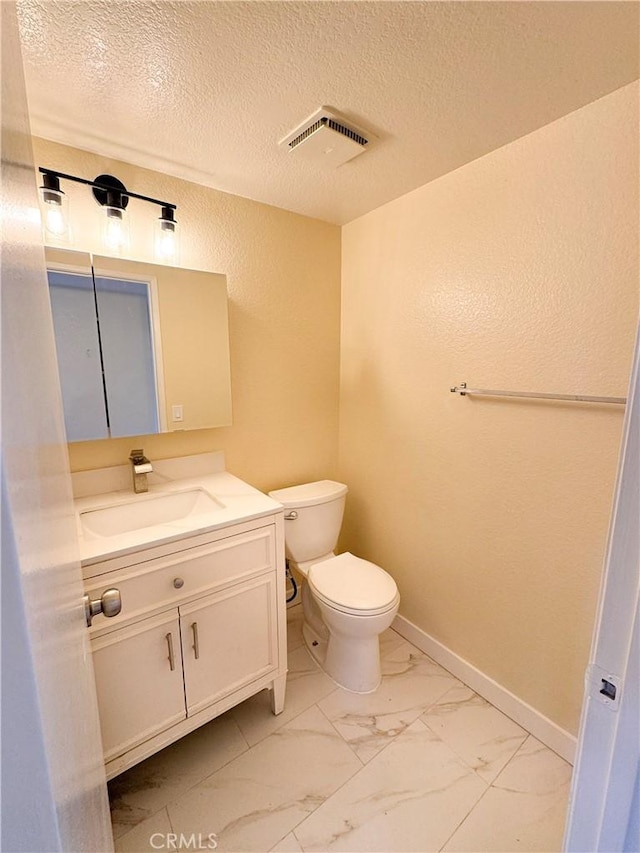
[392,614,577,765]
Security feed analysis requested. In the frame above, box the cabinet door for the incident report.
[180,575,278,716]
[91,611,186,762]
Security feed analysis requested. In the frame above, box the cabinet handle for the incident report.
[191,622,200,660]
[166,632,176,671]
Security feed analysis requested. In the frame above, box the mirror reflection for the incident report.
[45,248,232,442]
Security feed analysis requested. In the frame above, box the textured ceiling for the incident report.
[17,1,639,225]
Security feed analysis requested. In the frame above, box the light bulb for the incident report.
[39,173,69,242]
[44,202,66,236]
[102,205,129,255]
[154,206,179,263]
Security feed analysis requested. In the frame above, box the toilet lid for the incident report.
[308,552,398,613]
[268,480,347,508]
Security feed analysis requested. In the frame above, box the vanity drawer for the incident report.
[87,525,276,632]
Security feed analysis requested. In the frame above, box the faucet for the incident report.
[129,449,153,494]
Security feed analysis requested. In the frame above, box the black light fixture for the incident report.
[38,168,179,260]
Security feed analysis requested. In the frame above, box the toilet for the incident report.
[268,480,400,693]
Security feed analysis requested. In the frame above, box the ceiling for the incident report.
[17,1,639,225]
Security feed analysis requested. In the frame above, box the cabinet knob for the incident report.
[173,577,184,589]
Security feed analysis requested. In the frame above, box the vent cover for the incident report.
[279,108,374,168]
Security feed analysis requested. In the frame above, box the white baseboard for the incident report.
[392,614,577,765]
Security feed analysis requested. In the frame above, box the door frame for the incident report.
[564,323,640,851]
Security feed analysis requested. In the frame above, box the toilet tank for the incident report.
[268,480,348,564]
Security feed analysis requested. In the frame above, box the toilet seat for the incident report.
[308,552,399,616]
[311,585,400,617]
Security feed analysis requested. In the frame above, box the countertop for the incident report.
[75,469,283,566]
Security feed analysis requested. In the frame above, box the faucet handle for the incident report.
[129,449,152,493]
[129,449,152,474]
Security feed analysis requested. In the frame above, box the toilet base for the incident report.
[323,627,384,694]
[302,621,328,668]
[300,576,398,694]
[303,620,382,694]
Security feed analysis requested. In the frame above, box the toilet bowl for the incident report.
[268,481,400,693]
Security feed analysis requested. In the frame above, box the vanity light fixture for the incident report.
[38,167,178,261]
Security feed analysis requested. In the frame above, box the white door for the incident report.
[564,323,640,851]
[1,5,113,849]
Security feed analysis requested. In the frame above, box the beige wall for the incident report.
[33,138,341,491]
[339,83,639,734]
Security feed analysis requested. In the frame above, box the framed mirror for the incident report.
[45,248,232,441]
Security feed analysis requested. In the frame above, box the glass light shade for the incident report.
[154,215,179,263]
[102,205,130,255]
[40,186,70,242]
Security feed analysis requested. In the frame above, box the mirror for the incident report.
[45,248,232,441]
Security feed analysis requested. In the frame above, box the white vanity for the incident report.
[74,452,287,780]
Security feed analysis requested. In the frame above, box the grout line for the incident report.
[286,708,498,853]
[228,707,252,752]
[111,804,173,849]
[164,805,174,834]
[109,712,254,837]
[291,828,304,852]
[315,701,367,767]
[437,777,494,852]
[418,686,530,786]
[489,732,535,787]
[228,657,341,751]
[276,712,366,846]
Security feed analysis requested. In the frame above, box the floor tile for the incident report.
[379,626,406,657]
[229,645,338,747]
[421,683,528,783]
[294,718,487,852]
[442,735,573,852]
[270,832,303,852]
[318,640,460,763]
[109,714,248,838]
[167,705,362,852]
[114,808,173,852]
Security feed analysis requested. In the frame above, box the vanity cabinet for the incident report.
[84,515,287,779]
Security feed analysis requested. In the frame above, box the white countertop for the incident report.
[75,468,283,566]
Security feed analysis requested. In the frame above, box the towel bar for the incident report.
[450,383,626,405]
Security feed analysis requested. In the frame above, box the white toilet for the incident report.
[268,480,400,693]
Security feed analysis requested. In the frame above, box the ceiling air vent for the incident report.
[279,108,374,168]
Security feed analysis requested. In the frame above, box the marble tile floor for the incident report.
[109,604,572,853]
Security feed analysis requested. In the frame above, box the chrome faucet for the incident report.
[129,449,153,494]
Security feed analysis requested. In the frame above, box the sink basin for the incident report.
[80,488,225,538]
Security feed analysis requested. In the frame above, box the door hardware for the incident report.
[84,588,121,627]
